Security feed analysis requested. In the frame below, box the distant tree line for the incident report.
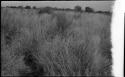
[5,5,111,15]
[96,11,111,15]
[6,5,35,9]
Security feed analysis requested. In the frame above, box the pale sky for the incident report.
[1,1,114,12]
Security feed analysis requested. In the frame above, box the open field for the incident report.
[1,7,112,76]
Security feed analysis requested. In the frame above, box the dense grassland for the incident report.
[1,8,112,76]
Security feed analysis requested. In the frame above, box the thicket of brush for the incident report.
[1,8,112,76]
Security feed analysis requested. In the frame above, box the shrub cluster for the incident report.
[38,7,53,14]
[85,7,94,12]
[74,6,82,12]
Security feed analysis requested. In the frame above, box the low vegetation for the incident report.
[1,7,112,76]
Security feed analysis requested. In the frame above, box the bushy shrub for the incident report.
[74,6,82,12]
[25,6,31,9]
[33,6,36,9]
[38,7,52,14]
[85,7,94,12]
[56,13,72,37]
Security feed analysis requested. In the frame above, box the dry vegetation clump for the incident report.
[1,8,112,76]
[55,13,73,38]
[38,7,53,14]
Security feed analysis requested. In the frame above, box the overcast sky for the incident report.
[1,1,114,12]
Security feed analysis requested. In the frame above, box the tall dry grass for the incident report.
[1,8,112,76]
